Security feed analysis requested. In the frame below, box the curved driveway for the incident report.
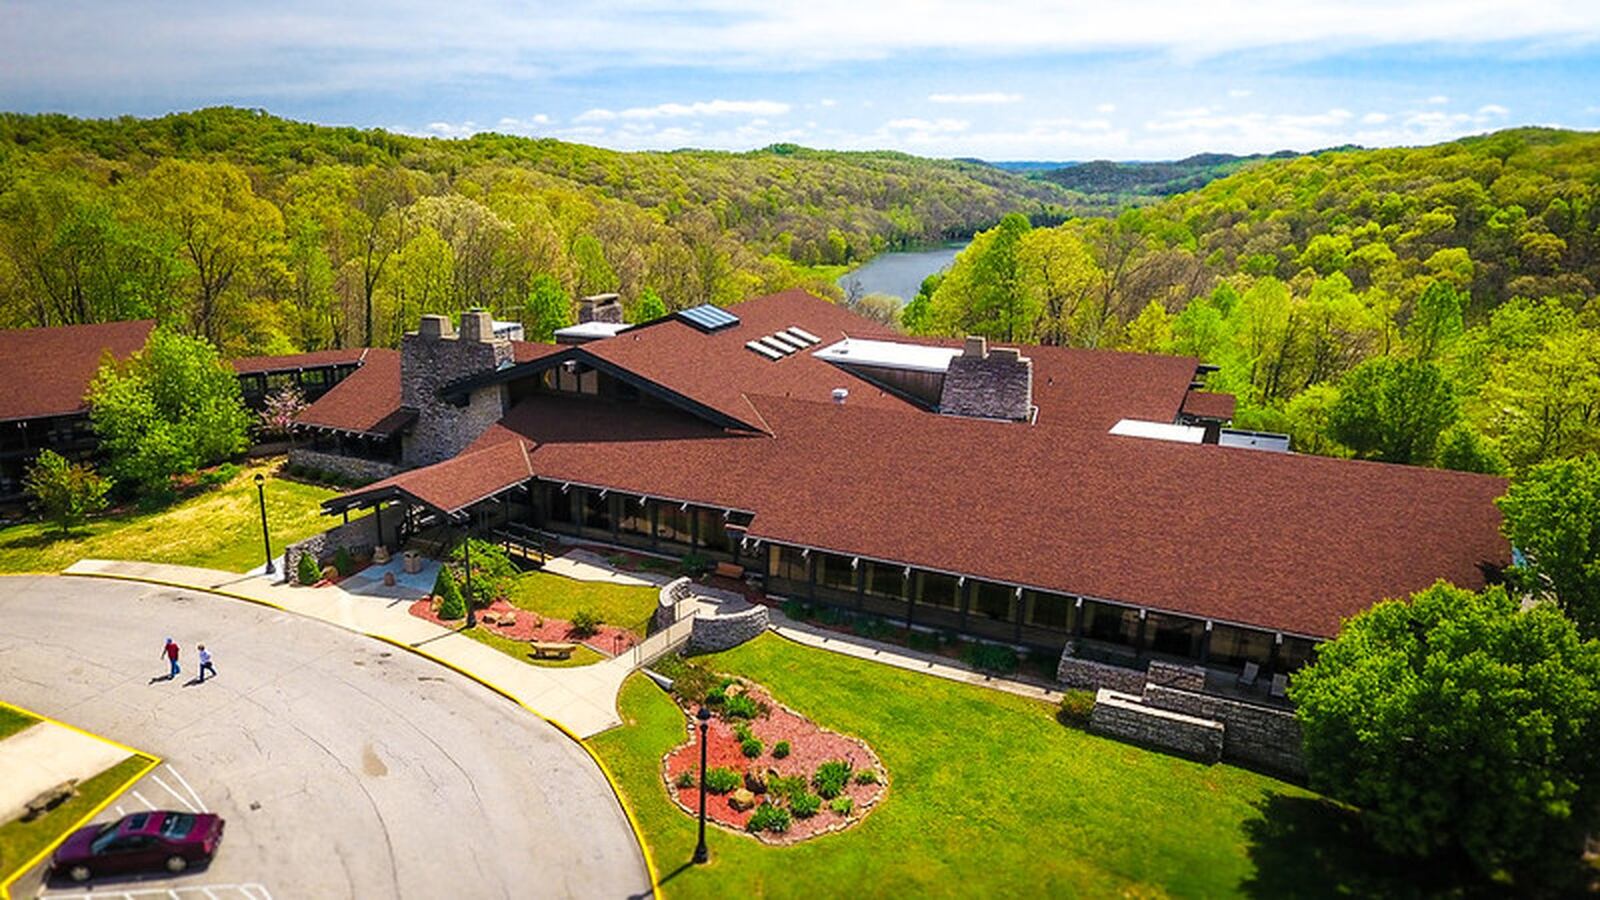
[0,575,650,899]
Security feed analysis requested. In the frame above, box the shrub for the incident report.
[723,694,760,720]
[198,462,240,488]
[675,771,695,789]
[830,796,854,816]
[23,450,111,534]
[853,616,895,641]
[333,546,356,577]
[570,608,602,637]
[653,654,717,701]
[781,599,815,621]
[448,538,517,607]
[816,606,852,627]
[741,737,764,758]
[746,802,791,834]
[679,552,711,576]
[436,569,467,620]
[790,792,822,818]
[705,687,727,705]
[768,774,807,802]
[906,630,940,652]
[853,769,879,785]
[732,722,753,743]
[1058,689,1096,726]
[772,740,791,759]
[962,641,1020,673]
[703,767,741,794]
[296,552,321,586]
[813,760,852,799]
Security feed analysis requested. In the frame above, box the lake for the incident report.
[837,243,968,303]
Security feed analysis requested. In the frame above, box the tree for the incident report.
[1435,422,1506,474]
[571,233,618,298]
[434,565,466,620]
[1327,357,1458,465]
[1290,582,1600,887]
[1119,300,1173,353]
[87,328,251,493]
[258,386,308,439]
[630,288,668,323]
[523,274,572,342]
[1404,280,1465,362]
[1481,330,1600,470]
[1498,454,1600,637]
[23,450,111,533]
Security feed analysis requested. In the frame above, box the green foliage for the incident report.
[87,328,251,493]
[199,462,241,487]
[675,770,695,789]
[297,551,321,586]
[702,766,741,794]
[746,802,791,834]
[1498,454,1600,638]
[333,546,356,576]
[961,642,1020,674]
[1057,689,1097,726]
[569,607,602,637]
[1290,582,1600,887]
[522,275,571,343]
[789,792,822,818]
[722,694,760,720]
[653,653,718,702]
[830,796,854,816]
[813,760,853,799]
[679,552,711,576]
[853,769,879,785]
[740,736,763,758]
[447,537,517,606]
[1328,357,1458,464]
[1435,422,1507,474]
[630,288,668,323]
[771,740,790,759]
[435,567,467,620]
[22,450,111,534]
[1404,280,1465,361]
[766,773,807,802]
[781,599,814,621]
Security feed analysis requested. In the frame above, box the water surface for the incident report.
[837,243,968,303]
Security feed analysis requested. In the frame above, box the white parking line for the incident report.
[129,790,157,810]
[43,884,272,900]
[149,774,198,813]
[164,764,208,812]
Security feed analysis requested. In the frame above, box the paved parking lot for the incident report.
[1,575,650,899]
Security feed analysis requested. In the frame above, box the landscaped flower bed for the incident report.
[408,597,638,656]
[660,677,886,844]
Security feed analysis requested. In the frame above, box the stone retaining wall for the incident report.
[284,513,403,583]
[651,577,693,634]
[1056,653,1148,694]
[687,605,770,654]
[1089,689,1224,763]
[1140,684,1305,777]
[1145,660,1207,692]
[288,447,402,485]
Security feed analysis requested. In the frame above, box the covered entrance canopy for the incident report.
[322,439,536,522]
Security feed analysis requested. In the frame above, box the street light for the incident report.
[693,706,711,864]
[254,473,274,576]
[462,525,476,629]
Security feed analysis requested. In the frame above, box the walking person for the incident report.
[197,644,217,682]
[162,637,180,679]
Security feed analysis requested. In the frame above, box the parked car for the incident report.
[52,811,224,882]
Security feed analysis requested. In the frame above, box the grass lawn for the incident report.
[0,755,152,883]
[503,570,660,636]
[591,633,1335,899]
[0,459,350,574]
[463,626,607,668]
[0,706,37,741]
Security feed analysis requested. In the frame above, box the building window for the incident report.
[917,572,960,609]
[815,553,858,595]
[1208,624,1274,672]
[301,369,327,387]
[696,508,730,553]
[1146,612,1205,660]
[618,498,651,537]
[654,503,693,545]
[1278,637,1318,673]
[1080,601,1140,648]
[582,490,614,531]
[1023,591,1073,630]
[971,581,1015,623]
[547,485,574,526]
[767,545,809,583]
[862,561,906,599]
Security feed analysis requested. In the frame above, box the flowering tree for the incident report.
[258,385,308,438]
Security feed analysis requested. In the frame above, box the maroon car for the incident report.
[52,811,224,882]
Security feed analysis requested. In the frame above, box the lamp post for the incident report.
[462,525,476,629]
[254,473,274,576]
[693,706,711,864]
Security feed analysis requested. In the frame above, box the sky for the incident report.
[4,1,1600,161]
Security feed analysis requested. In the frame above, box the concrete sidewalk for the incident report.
[0,720,132,824]
[63,559,633,737]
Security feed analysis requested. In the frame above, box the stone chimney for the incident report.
[401,309,514,466]
[938,335,1033,422]
[578,293,624,324]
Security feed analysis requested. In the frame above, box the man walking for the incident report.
[162,637,180,679]
[197,644,217,682]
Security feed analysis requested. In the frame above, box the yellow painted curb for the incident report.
[0,700,161,900]
[56,570,663,899]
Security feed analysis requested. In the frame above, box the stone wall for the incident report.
[284,513,403,583]
[1089,689,1224,763]
[1140,684,1305,777]
[288,448,402,485]
[1056,651,1148,694]
[651,577,693,634]
[1145,660,1207,692]
[939,336,1033,421]
[401,312,513,467]
[687,605,770,654]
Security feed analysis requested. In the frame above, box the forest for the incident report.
[0,108,1066,354]
[909,127,1600,473]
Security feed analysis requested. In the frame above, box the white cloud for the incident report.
[423,120,478,138]
[928,92,1022,104]
[819,98,837,107]
[578,99,789,122]
[1477,103,1510,116]
[1426,94,1450,104]
[1095,103,1117,113]
[1228,88,1253,98]
[1361,112,1389,124]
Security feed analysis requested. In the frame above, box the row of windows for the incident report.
[545,486,733,553]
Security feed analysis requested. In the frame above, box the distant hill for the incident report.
[1032,151,1307,197]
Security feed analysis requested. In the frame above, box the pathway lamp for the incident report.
[254,473,275,576]
[694,706,711,864]
[463,526,476,629]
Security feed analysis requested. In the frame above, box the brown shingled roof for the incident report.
[232,348,369,374]
[334,438,534,516]
[294,349,412,436]
[0,320,154,421]
[1181,390,1237,422]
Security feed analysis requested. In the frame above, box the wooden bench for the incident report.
[529,640,579,660]
[714,561,745,579]
[24,780,77,821]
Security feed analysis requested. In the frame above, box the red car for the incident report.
[52,811,224,882]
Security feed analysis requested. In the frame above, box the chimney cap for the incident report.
[963,335,988,358]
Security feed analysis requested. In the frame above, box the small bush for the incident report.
[781,599,815,621]
[703,767,741,794]
[296,552,321,586]
[772,740,791,759]
[653,654,718,701]
[675,771,695,788]
[854,616,895,641]
[732,722,753,743]
[436,569,466,620]
[680,552,711,576]
[853,769,879,785]
[816,606,852,627]
[1058,689,1097,726]
[723,694,760,720]
[705,687,727,705]
[813,760,852,799]
[906,630,940,652]
[830,796,854,816]
[333,546,356,577]
[570,608,602,637]
[962,641,1020,674]
[768,774,807,802]
[746,802,791,834]
[198,462,240,487]
[741,737,764,758]
[789,792,822,818]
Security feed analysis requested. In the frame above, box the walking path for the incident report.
[0,720,133,824]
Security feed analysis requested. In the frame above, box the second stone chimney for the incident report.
[938,335,1034,422]
[401,309,514,466]
[578,293,624,325]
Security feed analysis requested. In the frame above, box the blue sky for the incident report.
[5,1,1600,160]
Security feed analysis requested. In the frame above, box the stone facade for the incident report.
[938,336,1033,421]
[1089,689,1224,763]
[288,447,402,485]
[687,605,770,653]
[578,294,624,324]
[651,577,694,634]
[1056,650,1149,694]
[284,512,403,583]
[1141,683,1305,777]
[401,311,513,467]
[1145,659,1207,692]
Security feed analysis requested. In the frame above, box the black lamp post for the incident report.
[693,706,711,864]
[462,524,476,628]
[254,473,274,576]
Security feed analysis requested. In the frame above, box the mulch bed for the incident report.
[407,597,639,656]
[661,682,887,844]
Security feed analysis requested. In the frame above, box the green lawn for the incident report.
[463,626,607,668]
[0,459,349,574]
[590,634,1337,899]
[0,755,152,883]
[0,706,37,741]
[503,570,660,636]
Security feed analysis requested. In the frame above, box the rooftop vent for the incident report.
[744,326,824,360]
[832,388,848,404]
[677,304,740,332]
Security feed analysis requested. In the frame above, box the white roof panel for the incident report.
[813,338,963,374]
[1108,419,1206,444]
[554,322,630,339]
[745,340,783,361]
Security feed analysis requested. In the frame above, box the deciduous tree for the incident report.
[1497,454,1600,637]
[23,450,111,533]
